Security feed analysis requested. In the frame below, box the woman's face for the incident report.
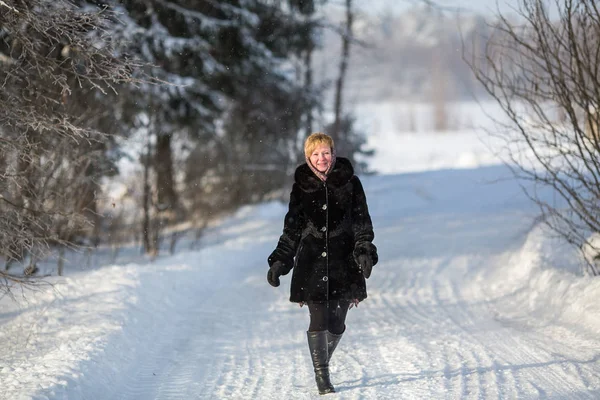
[310,144,332,173]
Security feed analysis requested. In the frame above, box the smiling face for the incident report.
[309,144,333,173]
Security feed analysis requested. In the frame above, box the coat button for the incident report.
[322,204,327,210]
[323,276,328,282]
[321,226,326,232]
[321,251,327,257]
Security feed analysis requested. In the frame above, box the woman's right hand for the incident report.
[267,261,284,287]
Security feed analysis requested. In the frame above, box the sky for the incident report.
[350,0,562,20]
[353,0,523,16]
[2,101,600,399]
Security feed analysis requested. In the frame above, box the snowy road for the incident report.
[2,166,600,399]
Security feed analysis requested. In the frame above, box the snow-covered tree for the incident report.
[0,0,136,288]
[468,0,600,275]
[198,0,325,208]
[77,0,325,252]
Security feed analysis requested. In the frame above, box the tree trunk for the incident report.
[73,159,101,244]
[18,132,37,207]
[155,133,178,213]
[304,43,314,138]
[432,43,448,132]
[332,0,353,147]
[13,131,37,265]
[57,247,65,276]
[142,138,152,255]
[169,231,179,255]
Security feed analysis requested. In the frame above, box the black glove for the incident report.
[267,261,284,287]
[357,254,373,279]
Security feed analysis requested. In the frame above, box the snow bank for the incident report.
[472,224,600,338]
[0,266,139,399]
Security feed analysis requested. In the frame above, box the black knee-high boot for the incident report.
[307,331,335,395]
[327,331,343,363]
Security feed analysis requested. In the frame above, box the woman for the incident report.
[267,132,378,395]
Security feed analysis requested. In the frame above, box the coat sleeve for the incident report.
[351,176,378,266]
[268,182,305,274]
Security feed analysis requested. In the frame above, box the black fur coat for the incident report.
[268,157,378,303]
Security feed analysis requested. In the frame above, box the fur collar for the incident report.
[295,157,354,191]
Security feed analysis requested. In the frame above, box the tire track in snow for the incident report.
[430,255,516,400]
[465,252,600,399]
[42,256,265,400]
[486,328,599,399]
[355,256,454,399]
[116,288,216,400]
[524,329,600,394]
[430,253,599,399]
[444,280,506,400]
[337,348,368,398]
[27,202,600,399]
[214,324,275,399]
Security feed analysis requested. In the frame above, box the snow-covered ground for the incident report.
[354,100,509,174]
[2,102,600,399]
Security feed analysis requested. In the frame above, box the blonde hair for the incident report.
[304,132,334,159]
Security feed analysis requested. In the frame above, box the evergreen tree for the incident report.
[207,0,324,207]
[79,0,324,220]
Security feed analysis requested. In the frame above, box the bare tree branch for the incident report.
[465,0,600,275]
[0,0,139,294]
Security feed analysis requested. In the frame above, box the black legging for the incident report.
[307,300,350,334]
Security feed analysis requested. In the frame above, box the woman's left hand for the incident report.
[357,254,373,279]
[349,299,360,309]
